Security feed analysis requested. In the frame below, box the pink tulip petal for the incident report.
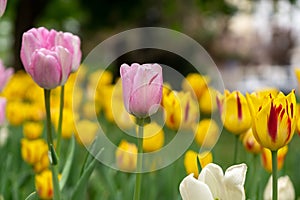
[0,0,7,17]
[0,97,6,125]
[30,49,61,89]
[54,46,72,85]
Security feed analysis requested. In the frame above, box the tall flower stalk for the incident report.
[134,118,145,200]
[56,85,65,156]
[44,89,60,199]
[271,151,278,200]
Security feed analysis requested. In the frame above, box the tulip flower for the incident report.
[194,119,219,148]
[0,98,6,126]
[35,170,61,200]
[264,175,295,200]
[0,0,7,17]
[115,140,137,172]
[184,150,213,178]
[142,122,164,152]
[21,138,48,165]
[179,163,247,200]
[199,87,217,114]
[246,90,296,151]
[23,121,44,140]
[0,60,13,92]
[20,27,81,89]
[217,90,251,134]
[261,146,288,173]
[120,63,163,118]
[241,128,262,154]
[182,73,210,100]
[163,90,198,130]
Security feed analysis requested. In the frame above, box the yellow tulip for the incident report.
[115,140,137,171]
[23,121,44,140]
[217,90,251,134]
[34,153,49,173]
[261,146,288,173]
[241,128,262,154]
[184,150,213,178]
[75,120,98,146]
[6,101,27,126]
[246,90,296,151]
[163,90,199,130]
[143,122,164,152]
[199,87,217,114]
[21,139,48,165]
[52,108,75,139]
[296,104,300,136]
[182,73,210,100]
[194,119,219,148]
[35,170,54,200]
[35,170,61,200]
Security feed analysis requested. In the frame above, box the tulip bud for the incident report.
[264,175,295,200]
[120,63,163,118]
[217,90,251,135]
[115,140,137,171]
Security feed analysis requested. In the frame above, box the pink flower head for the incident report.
[120,63,163,118]
[20,27,82,89]
[0,0,7,17]
[0,97,6,126]
[0,60,13,92]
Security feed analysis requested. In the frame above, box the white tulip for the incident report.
[179,163,247,200]
[264,175,295,200]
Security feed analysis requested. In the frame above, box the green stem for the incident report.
[44,89,60,200]
[133,118,144,200]
[233,135,239,164]
[56,85,64,156]
[271,150,278,200]
[44,89,54,147]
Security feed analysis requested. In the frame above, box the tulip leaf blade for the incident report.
[60,136,75,190]
[24,191,38,200]
[71,148,103,200]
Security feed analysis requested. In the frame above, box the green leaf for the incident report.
[60,136,75,190]
[24,192,38,200]
[71,148,103,200]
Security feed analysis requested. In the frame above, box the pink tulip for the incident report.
[0,60,13,92]
[0,97,6,126]
[120,63,163,118]
[0,0,7,17]
[20,27,81,89]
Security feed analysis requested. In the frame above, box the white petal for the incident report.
[264,175,295,200]
[180,174,214,200]
[198,163,226,199]
[224,163,247,200]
